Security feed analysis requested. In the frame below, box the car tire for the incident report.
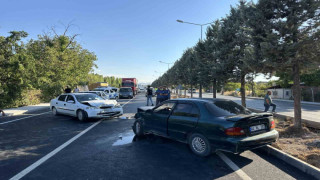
[133,120,144,136]
[52,107,59,116]
[77,110,88,121]
[188,133,211,157]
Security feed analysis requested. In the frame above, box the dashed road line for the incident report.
[217,151,252,180]
[0,111,51,125]
[9,120,102,180]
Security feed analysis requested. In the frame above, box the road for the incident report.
[185,92,320,125]
[0,94,315,180]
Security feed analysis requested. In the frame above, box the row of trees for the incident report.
[0,29,97,108]
[152,0,320,129]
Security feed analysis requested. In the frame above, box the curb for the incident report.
[2,103,50,117]
[248,108,320,129]
[259,145,320,180]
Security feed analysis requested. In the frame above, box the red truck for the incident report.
[122,78,138,95]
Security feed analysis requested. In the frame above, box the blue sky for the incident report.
[1,0,274,83]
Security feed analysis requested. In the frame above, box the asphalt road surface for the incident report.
[0,94,315,180]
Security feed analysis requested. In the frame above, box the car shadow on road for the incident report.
[128,134,253,180]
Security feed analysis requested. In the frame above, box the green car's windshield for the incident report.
[75,94,104,102]
[206,101,251,117]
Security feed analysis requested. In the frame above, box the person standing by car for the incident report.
[0,109,5,116]
[155,86,162,105]
[264,91,276,113]
[64,86,72,93]
[74,86,80,93]
[146,85,154,106]
[163,86,170,101]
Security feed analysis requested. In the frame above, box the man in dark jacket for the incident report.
[64,86,72,93]
[146,85,154,106]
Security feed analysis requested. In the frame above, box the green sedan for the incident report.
[133,98,279,157]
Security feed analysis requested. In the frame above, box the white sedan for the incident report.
[50,93,123,121]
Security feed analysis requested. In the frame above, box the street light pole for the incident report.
[176,19,214,98]
[159,61,173,71]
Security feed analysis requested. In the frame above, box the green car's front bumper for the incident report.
[213,130,279,154]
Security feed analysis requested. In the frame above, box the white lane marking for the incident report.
[217,151,252,180]
[9,120,102,180]
[0,111,51,125]
[121,96,135,107]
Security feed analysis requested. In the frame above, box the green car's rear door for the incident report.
[168,102,199,141]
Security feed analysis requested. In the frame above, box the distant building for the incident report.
[267,85,293,100]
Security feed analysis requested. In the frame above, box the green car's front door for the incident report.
[168,102,199,141]
[147,102,175,136]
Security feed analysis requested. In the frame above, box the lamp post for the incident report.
[154,70,164,78]
[176,19,214,98]
[159,61,174,70]
[176,19,213,41]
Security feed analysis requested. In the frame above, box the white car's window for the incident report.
[75,94,104,102]
[58,95,67,101]
[66,95,75,102]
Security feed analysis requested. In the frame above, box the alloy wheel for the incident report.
[52,107,57,115]
[192,137,206,153]
[78,111,83,121]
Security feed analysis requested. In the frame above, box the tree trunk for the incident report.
[240,74,246,107]
[199,84,202,98]
[251,83,255,97]
[184,88,186,96]
[191,84,193,98]
[213,79,217,98]
[292,62,302,129]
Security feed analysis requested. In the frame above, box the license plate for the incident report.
[250,124,265,132]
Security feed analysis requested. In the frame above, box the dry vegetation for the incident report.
[272,119,320,168]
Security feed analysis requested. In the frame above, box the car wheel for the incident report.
[133,121,144,136]
[77,110,88,121]
[188,133,211,157]
[52,107,59,116]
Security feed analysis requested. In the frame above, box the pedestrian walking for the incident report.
[264,91,276,113]
[64,86,72,93]
[146,85,154,106]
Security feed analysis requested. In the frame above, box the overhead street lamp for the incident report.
[159,61,174,70]
[176,19,214,41]
[176,19,214,98]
